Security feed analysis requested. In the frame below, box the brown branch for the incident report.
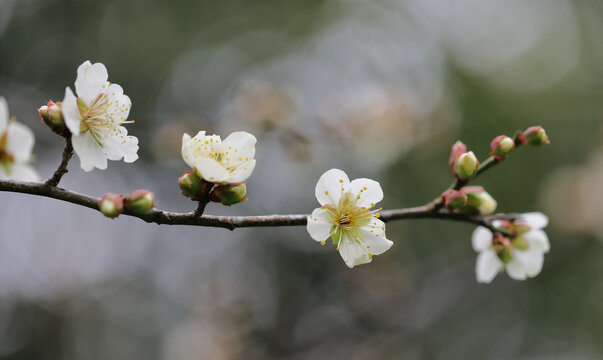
[0,179,515,232]
[45,138,73,187]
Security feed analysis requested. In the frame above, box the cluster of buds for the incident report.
[442,186,497,215]
[178,171,247,206]
[449,141,479,181]
[99,190,155,218]
[38,101,70,137]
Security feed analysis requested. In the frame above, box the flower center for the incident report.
[77,93,132,146]
[0,131,14,174]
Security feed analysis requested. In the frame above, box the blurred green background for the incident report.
[1,0,603,359]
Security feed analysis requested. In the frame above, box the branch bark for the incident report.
[45,138,73,187]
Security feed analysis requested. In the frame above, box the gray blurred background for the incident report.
[1,0,602,359]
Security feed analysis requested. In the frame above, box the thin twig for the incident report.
[0,179,515,231]
[45,138,73,187]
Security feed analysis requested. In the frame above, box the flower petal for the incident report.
[476,250,502,283]
[520,212,549,229]
[72,131,108,172]
[181,133,196,168]
[220,131,256,167]
[513,248,545,278]
[102,126,138,163]
[524,229,550,253]
[505,257,529,280]
[62,87,82,135]
[471,226,493,252]
[307,208,335,242]
[337,233,371,268]
[315,168,350,206]
[6,122,34,162]
[9,163,39,182]
[0,96,8,132]
[74,61,108,105]
[228,159,255,183]
[350,178,383,209]
[360,228,393,256]
[193,157,229,183]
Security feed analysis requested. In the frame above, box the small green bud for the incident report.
[442,189,467,211]
[459,186,497,215]
[490,135,515,161]
[454,151,479,180]
[124,189,155,214]
[178,171,206,200]
[521,126,550,146]
[99,193,123,219]
[210,183,247,206]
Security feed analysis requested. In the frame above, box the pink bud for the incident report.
[442,190,468,210]
[490,135,515,161]
[124,190,155,214]
[449,141,467,174]
[99,193,123,219]
[521,126,550,146]
[39,100,70,137]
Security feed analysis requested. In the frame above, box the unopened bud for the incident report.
[521,126,549,146]
[449,141,467,173]
[99,193,123,219]
[124,189,155,214]
[210,183,247,206]
[460,186,497,215]
[442,189,467,210]
[490,135,515,161]
[39,101,70,137]
[454,151,479,180]
[178,171,206,200]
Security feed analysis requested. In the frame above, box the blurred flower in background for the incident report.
[1,0,603,359]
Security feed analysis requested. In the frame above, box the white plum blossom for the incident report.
[0,97,39,182]
[62,61,138,171]
[181,131,256,184]
[307,168,393,268]
[472,212,550,283]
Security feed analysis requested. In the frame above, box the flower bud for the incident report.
[442,189,467,210]
[178,171,206,200]
[459,186,497,215]
[39,101,70,137]
[521,126,550,146]
[490,135,515,161]
[454,151,479,180]
[210,183,247,206]
[99,193,123,219]
[449,141,467,173]
[124,189,155,214]
[493,233,513,264]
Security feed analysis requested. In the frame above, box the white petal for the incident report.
[0,96,8,132]
[315,168,350,206]
[360,228,393,256]
[337,233,371,268]
[513,248,545,278]
[520,212,549,229]
[350,178,383,209]
[9,163,39,182]
[6,122,34,162]
[72,131,107,172]
[524,229,550,253]
[220,131,256,167]
[193,157,229,183]
[102,126,139,163]
[181,133,195,168]
[228,159,255,183]
[471,226,493,252]
[74,61,108,105]
[505,257,529,280]
[476,250,503,283]
[307,208,335,242]
[104,83,131,123]
[62,87,82,135]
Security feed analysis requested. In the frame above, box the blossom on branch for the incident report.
[307,169,393,268]
[181,131,256,184]
[62,61,138,171]
[0,97,39,182]
[472,212,550,283]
